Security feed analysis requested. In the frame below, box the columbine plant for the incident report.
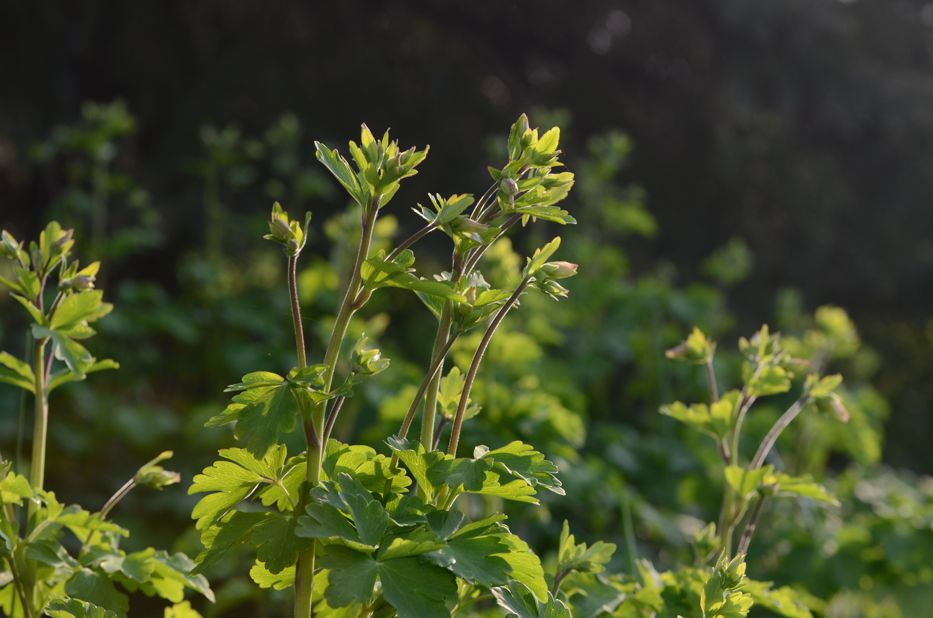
[0,225,212,616]
[189,116,581,616]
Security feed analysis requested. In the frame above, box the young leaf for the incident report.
[188,445,288,529]
[206,372,300,456]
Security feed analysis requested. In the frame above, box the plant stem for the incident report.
[322,395,346,445]
[447,278,529,456]
[382,335,457,497]
[462,214,520,275]
[288,255,307,368]
[737,495,766,556]
[750,397,807,470]
[295,201,378,618]
[705,358,719,403]
[419,305,452,450]
[29,340,48,507]
[384,222,437,264]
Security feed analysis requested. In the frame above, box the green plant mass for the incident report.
[1,110,930,618]
[0,224,212,616]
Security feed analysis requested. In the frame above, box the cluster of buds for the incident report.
[351,124,429,200]
[264,202,312,257]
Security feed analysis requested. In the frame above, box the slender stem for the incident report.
[431,417,448,452]
[322,395,346,445]
[398,336,458,441]
[80,477,136,553]
[448,278,529,456]
[704,358,719,403]
[737,495,766,556]
[462,214,520,275]
[29,341,48,504]
[288,255,308,368]
[750,397,807,470]
[295,201,379,618]
[382,335,457,498]
[384,222,437,264]
[3,555,32,618]
[419,305,453,450]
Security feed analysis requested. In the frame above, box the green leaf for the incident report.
[48,358,119,392]
[665,327,715,364]
[163,601,203,618]
[252,511,314,573]
[207,372,300,456]
[250,561,295,591]
[660,391,737,442]
[0,351,35,393]
[64,569,129,617]
[46,598,119,618]
[315,141,365,206]
[189,446,287,529]
[361,250,465,301]
[743,581,813,618]
[524,238,562,276]
[748,366,792,398]
[491,580,571,618]
[556,521,616,578]
[296,473,390,548]
[195,510,265,571]
[11,293,44,324]
[321,546,457,618]
[476,441,564,496]
[50,290,112,331]
[766,472,838,505]
[724,466,771,501]
[0,472,32,505]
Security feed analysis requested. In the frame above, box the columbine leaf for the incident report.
[207,372,300,456]
[64,569,129,617]
[250,561,295,591]
[361,250,465,301]
[0,351,35,393]
[724,466,771,501]
[556,520,616,578]
[188,446,287,530]
[321,546,457,618]
[476,441,564,496]
[491,580,571,618]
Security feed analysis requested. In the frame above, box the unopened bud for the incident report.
[270,215,292,241]
[72,274,95,291]
[54,228,74,250]
[501,177,519,197]
[539,261,578,280]
[831,395,850,423]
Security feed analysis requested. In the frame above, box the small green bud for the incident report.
[539,261,578,280]
[501,177,519,197]
[133,451,181,491]
[351,335,390,376]
[270,215,292,241]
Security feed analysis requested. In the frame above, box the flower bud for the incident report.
[831,395,850,423]
[501,177,519,197]
[269,215,292,241]
[72,274,95,291]
[539,261,578,280]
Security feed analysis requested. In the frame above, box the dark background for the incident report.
[0,0,930,470]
